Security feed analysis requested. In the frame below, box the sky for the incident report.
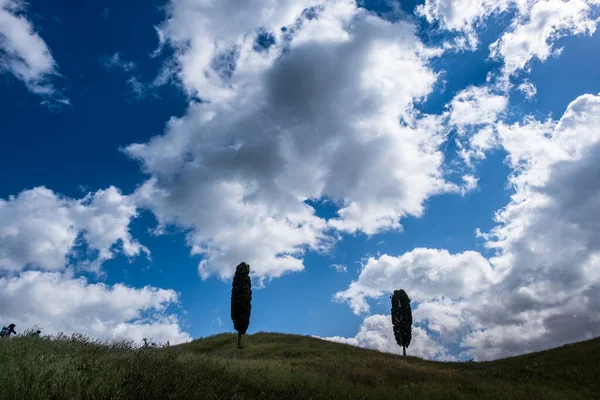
[1,0,600,361]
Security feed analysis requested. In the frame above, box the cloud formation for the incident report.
[127,76,147,100]
[334,249,497,314]
[490,0,600,77]
[0,271,191,344]
[330,264,348,273]
[127,0,467,281]
[0,0,61,96]
[446,85,507,166]
[0,186,148,272]
[0,185,191,345]
[448,86,507,128]
[518,80,537,98]
[100,52,136,72]
[416,0,512,49]
[3,0,599,359]
[417,0,599,82]
[322,314,453,360]
[336,93,600,360]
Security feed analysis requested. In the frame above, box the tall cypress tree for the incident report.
[391,289,412,356]
[231,262,252,349]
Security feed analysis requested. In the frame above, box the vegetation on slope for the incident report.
[0,332,598,399]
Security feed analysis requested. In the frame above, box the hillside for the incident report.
[1,332,598,399]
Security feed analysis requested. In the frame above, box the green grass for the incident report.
[1,332,598,399]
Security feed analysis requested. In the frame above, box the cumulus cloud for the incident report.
[0,186,148,272]
[0,0,62,96]
[490,0,600,77]
[0,271,191,344]
[335,249,497,314]
[0,186,188,344]
[126,0,465,281]
[466,92,600,358]
[322,314,454,360]
[335,93,600,360]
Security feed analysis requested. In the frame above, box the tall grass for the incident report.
[0,331,598,399]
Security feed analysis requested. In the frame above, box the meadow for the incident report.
[0,332,598,399]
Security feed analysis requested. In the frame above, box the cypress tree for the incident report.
[231,262,252,349]
[391,289,412,356]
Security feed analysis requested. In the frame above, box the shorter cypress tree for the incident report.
[231,262,252,349]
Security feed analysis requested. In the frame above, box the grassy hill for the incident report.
[1,332,598,399]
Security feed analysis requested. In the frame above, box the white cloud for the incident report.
[448,86,508,128]
[330,264,347,272]
[412,297,470,341]
[416,0,599,76]
[100,52,136,72]
[0,186,147,272]
[416,0,512,49]
[334,249,496,314]
[0,0,61,95]
[0,271,191,344]
[447,85,507,167]
[458,125,500,166]
[464,92,600,358]
[126,0,462,281]
[336,93,600,360]
[490,0,600,77]
[496,92,600,188]
[459,174,479,194]
[518,80,537,98]
[154,0,324,100]
[322,314,454,360]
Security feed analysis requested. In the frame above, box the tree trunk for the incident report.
[237,332,242,349]
[403,346,406,356]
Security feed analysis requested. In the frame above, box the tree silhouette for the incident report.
[231,262,252,349]
[391,289,412,356]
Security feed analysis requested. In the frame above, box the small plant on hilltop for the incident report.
[231,262,252,349]
[391,289,412,356]
[142,338,170,349]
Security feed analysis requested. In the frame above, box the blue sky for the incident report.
[2,0,600,361]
